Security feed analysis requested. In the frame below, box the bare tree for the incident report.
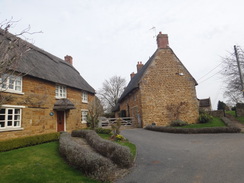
[87,96,104,129]
[97,75,126,113]
[0,19,41,105]
[221,46,244,104]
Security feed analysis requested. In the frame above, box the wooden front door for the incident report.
[57,111,65,132]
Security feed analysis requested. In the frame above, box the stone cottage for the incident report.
[0,29,95,140]
[115,32,199,127]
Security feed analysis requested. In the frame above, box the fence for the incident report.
[98,117,134,127]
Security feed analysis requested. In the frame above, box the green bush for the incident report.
[0,132,60,152]
[170,119,188,127]
[145,125,241,134]
[199,112,213,123]
[71,130,133,168]
[95,128,112,134]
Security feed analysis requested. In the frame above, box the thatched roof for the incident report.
[0,29,95,94]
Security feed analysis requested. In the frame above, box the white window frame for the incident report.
[55,85,67,99]
[0,74,23,94]
[82,91,88,103]
[81,109,88,124]
[0,105,25,132]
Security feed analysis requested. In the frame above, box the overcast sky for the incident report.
[1,0,244,109]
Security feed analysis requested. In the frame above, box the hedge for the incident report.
[0,132,60,152]
[145,125,241,134]
[59,132,117,182]
[71,130,133,168]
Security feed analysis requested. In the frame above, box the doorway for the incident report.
[57,111,65,132]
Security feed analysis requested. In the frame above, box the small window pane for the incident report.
[7,121,12,126]
[8,109,13,114]
[14,121,20,126]
[0,122,5,127]
[0,109,5,114]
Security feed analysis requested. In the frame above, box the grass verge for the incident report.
[181,117,226,128]
[98,133,136,158]
[0,141,100,183]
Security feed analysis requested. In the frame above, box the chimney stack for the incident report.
[157,32,169,49]
[64,55,73,65]
[130,72,136,79]
[137,61,144,72]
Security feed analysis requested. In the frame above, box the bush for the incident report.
[72,130,133,168]
[199,112,213,123]
[95,128,112,134]
[59,132,116,182]
[0,132,60,152]
[145,125,241,134]
[170,120,188,127]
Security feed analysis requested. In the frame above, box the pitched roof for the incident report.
[118,50,157,103]
[0,29,95,94]
[118,47,197,102]
[199,98,211,108]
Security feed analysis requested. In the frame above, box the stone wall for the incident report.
[236,103,244,117]
[0,75,94,141]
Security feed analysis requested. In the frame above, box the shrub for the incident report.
[0,132,60,152]
[170,119,188,127]
[59,132,116,182]
[72,130,133,168]
[115,134,125,141]
[95,128,112,134]
[145,125,241,134]
[199,112,213,123]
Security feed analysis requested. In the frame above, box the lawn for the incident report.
[0,141,100,183]
[98,133,136,158]
[181,117,226,128]
[226,110,244,124]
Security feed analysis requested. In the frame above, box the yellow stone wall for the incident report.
[0,75,94,140]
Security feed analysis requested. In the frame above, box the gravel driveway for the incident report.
[115,129,244,183]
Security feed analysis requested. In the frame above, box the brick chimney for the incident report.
[157,32,169,49]
[130,72,136,79]
[64,55,73,65]
[137,61,144,72]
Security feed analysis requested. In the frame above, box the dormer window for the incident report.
[0,74,22,94]
[82,91,88,103]
[55,85,67,98]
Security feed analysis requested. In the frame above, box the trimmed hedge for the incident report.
[59,132,117,182]
[0,132,60,152]
[72,130,133,168]
[145,125,241,134]
[95,128,112,134]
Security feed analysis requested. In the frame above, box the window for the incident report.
[82,91,88,103]
[0,107,22,130]
[81,110,88,123]
[55,85,66,98]
[0,74,22,93]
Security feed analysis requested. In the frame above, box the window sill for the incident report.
[81,121,87,124]
[0,127,24,132]
[1,90,24,95]
[82,101,88,104]
[55,97,67,99]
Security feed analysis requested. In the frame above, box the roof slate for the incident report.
[0,29,95,94]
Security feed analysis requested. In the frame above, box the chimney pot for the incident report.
[64,55,73,65]
[157,32,169,49]
[137,61,144,72]
[130,72,136,79]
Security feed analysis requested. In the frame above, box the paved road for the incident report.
[115,129,244,183]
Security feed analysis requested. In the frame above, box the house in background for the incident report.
[0,29,95,140]
[115,32,199,127]
[199,98,212,111]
